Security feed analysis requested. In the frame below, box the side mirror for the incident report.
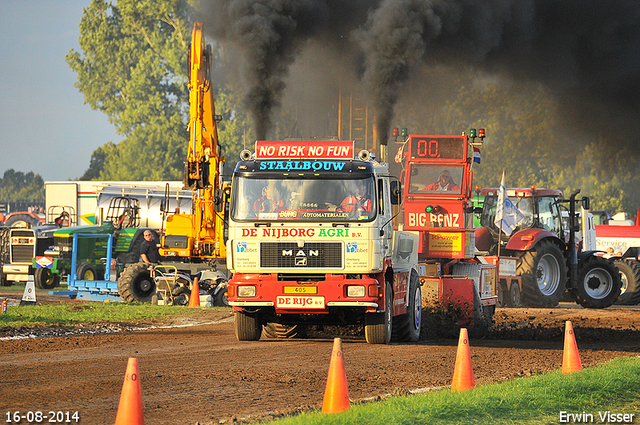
[582,196,590,210]
[390,180,402,205]
[160,200,166,212]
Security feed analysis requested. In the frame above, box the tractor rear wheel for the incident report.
[365,281,392,344]
[571,256,621,309]
[517,240,567,307]
[34,268,60,290]
[118,262,156,302]
[5,213,40,228]
[235,311,262,341]
[614,259,640,305]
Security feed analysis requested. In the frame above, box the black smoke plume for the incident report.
[200,0,640,149]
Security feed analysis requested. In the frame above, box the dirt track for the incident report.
[1,295,639,425]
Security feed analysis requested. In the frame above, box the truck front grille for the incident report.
[260,242,342,269]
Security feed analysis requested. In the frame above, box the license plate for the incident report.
[276,295,325,309]
[283,286,317,294]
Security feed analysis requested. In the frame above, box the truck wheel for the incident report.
[469,286,494,338]
[507,280,521,307]
[34,268,60,290]
[614,260,640,305]
[572,256,621,309]
[118,263,156,302]
[392,272,421,342]
[365,281,392,344]
[235,311,262,341]
[77,263,97,280]
[517,240,567,307]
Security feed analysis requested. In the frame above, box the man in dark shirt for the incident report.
[140,230,161,264]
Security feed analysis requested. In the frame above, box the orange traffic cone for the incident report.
[562,320,583,373]
[451,328,475,392]
[115,357,144,425]
[189,276,200,307]
[322,338,350,413]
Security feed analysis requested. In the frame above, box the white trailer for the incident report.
[44,181,192,229]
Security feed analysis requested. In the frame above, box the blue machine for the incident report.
[66,233,123,302]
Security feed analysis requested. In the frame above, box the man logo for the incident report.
[295,257,308,266]
[282,249,319,257]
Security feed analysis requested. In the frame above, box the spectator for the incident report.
[140,231,161,264]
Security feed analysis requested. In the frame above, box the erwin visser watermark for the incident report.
[559,411,636,423]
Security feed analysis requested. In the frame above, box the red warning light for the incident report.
[478,128,485,138]
[392,128,399,137]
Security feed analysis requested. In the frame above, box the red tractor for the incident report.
[475,188,621,308]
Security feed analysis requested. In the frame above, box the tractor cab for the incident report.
[476,188,564,253]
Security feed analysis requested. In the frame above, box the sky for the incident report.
[0,0,120,182]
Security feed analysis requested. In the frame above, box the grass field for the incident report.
[0,285,225,327]
[264,356,640,425]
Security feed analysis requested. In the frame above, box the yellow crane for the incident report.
[161,22,229,262]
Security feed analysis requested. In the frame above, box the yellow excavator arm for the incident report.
[185,22,223,191]
[160,23,228,260]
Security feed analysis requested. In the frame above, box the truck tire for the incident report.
[517,240,567,307]
[469,285,494,338]
[392,272,421,342]
[571,256,621,309]
[235,311,262,341]
[508,280,521,307]
[614,259,640,305]
[77,263,97,281]
[5,213,40,228]
[118,262,156,303]
[34,267,60,290]
[365,281,392,344]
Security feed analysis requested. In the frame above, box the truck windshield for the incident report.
[407,164,464,194]
[231,176,376,222]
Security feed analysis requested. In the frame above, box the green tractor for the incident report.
[33,197,156,290]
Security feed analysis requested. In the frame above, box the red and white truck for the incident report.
[594,210,640,305]
[226,140,421,343]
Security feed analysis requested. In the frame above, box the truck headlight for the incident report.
[237,285,257,298]
[346,285,366,297]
